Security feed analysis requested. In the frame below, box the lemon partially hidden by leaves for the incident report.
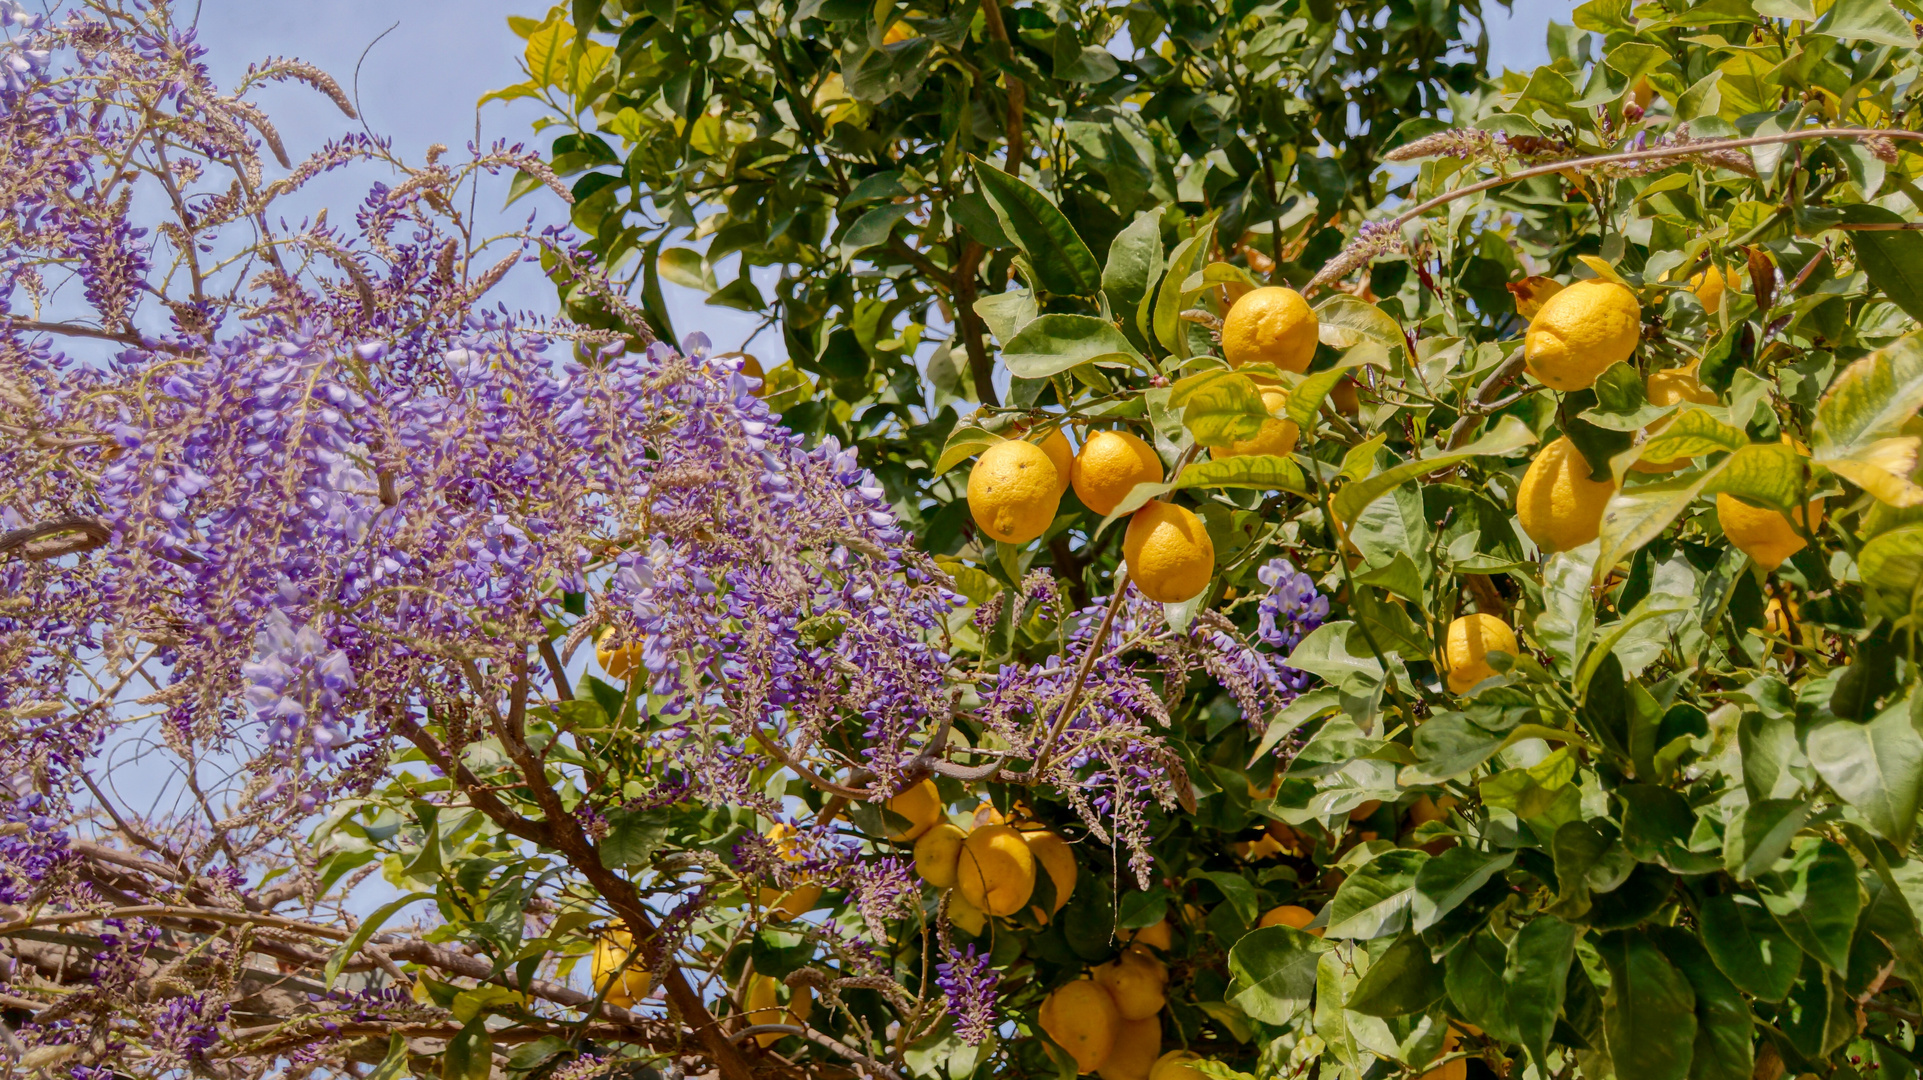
[1718,492,1824,571]
[1123,917,1174,951]
[756,824,823,920]
[1257,904,1321,936]
[957,823,1036,916]
[1522,278,1643,391]
[1037,427,1074,496]
[1094,946,1168,1019]
[884,777,943,840]
[591,929,652,1008]
[1096,1013,1162,1080]
[1692,264,1732,313]
[1150,1050,1211,1080]
[1634,364,1719,473]
[1073,430,1164,516]
[595,629,642,681]
[744,972,812,1047]
[1516,436,1616,554]
[1023,829,1077,919]
[1124,502,1215,604]
[1445,613,1518,695]
[1040,979,1121,1074]
[969,439,1062,543]
[913,822,966,887]
[1222,286,1320,374]
[1208,388,1299,460]
[948,890,988,935]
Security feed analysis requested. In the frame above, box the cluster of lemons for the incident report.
[888,780,1077,931]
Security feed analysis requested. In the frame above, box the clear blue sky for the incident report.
[190,0,1561,362]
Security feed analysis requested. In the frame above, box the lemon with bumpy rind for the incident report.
[913,822,966,888]
[1444,613,1518,695]
[1523,279,1643,392]
[1222,286,1320,374]
[1093,945,1168,1020]
[883,777,943,841]
[1208,388,1300,461]
[1516,436,1616,554]
[1073,430,1164,517]
[1097,1013,1162,1080]
[1040,979,1121,1074]
[968,439,1061,544]
[1124,502,1215,604]
[1718,492,1824,571]
[1038,427,1074,497]
[956,823,1036,917]
[595,629,643,681]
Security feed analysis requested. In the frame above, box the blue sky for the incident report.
[191,0,1562,365]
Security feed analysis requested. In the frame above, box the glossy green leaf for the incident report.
[1805,697,1923,846]
[1315,295,1407,357]
[1332,415,1536,527]
[1445,928,1523,1043]
[1154,222,1217,357]
[1227,925,1329,1025]
[970,158,1101,297]
[1597,929,1698,1080]
[1812,332,1923,457]
[1346,932,1445,1016]
[1722,798,1811,881]
[1506,916,1579,1073]
[1700,891,1802,1001]
[1410,846,1513,932]
[1324,848,1427,939]
[932,426,1003,476]
[1636,407,1749,464]
[1817,0,1918,46]
[1287,349,1388,429]
[1000,314,1144,379]
[1652,927,1755,1080]
[1105,212,1165,346]
[1758,839,1862,974]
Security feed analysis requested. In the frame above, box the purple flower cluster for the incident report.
[935,944,999,1042]
[149,994,229,1065]
[242,606,358,761]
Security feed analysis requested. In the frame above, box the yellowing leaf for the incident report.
[1507,276,1565,319]
[1825,437,1923,507]
[1577,255,1630,286]
[523,13,573,89]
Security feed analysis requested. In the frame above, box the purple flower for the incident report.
[935,945,999,1042]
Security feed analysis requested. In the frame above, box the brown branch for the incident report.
[731,1025,906,1080]
[953,240,1001,406]
[0,516,111,561]
[1030,567,1133,779]
[977,0,1025,174]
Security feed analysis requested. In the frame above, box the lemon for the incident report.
[1629,77,1656,112]
[744,972,812,1047]
[1123,917,1173,952]
[1222,286,1320,374]
[1265,819,1307,856]
[1692,264,1730,313]
[913,822,967,888]
[1040,979,1121,1074]
[1038,427,1074,496]
[1150,1051,1210,1080]
[1417,1030,1465,1080]
[884,777,943,841]
[1257,904,1321,935]
[1444,613,1518,695]
[1523,279,1643,392]
[595,629,643,681]
[969,439,1062,543]
[1208,388,1300,461]
[1023,829,1078,919]
[948,890,988,935]
[591,929,652,1008]
[756,824,823,920]
[1718,492,1824,571]
[1097,1013,1163,1080]
[970,800,1006,829]
[1634,364,1719,473]
[957,823,1036,917]
[1329,376,1361,416]
[1516,436,1616,553]
[1094,946,1168,1020]
[1073,430,1164,517]
[1405,794,1457,828]
[1124,502,1215,604]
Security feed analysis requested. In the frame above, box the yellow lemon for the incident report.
[1222,286,1320,374]
[1040,979,1121,1074]
[1634,364,1719,473]
[957,823,1036,917]
[1124,502,1215,604]
[1208,388,1300,461]
[1523,279,1643,392]
[1692,264,1731,313]
[1444,613,1518,695]
[1023,829,1078,918]
[1258,904,1322,936]
[914,822,967,888]
[1516,436,1616,553]
[970,800,1006,829]
[756,824,823,920]
[1406,794,1457,828]
[1417,1030,1466,1080]
[744,972,812,1047]
[949,890,988,935]
[1330,376,1361,416]
[1097,1014,1163,1080]
[1123,918,1173,952]
[1718,492,1824,571]
[1629,77,1657,112]
[1038,427,1074,497]
[1073,430,1164,516]
[1094,945,1168,1020]
[595,628,643,681]
[1150,1051,1211,1080]
[969,438,1061,543]
[884,777,943,841]
[591,929,652,1008]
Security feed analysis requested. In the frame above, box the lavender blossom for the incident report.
[935,945,999,1042]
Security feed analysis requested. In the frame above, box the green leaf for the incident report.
[1506,917,1579,1073]
[971,158,1101,297]
[1346,933,1445,1017]
[1249,689,1342,764]
[1173,454,1312,496]
[369,1034,409,1080]
[1181,372,1274,447]
[1154,221,1217,357]
[1858,523,1923,620]
[443,1016,495,1080]
[1579,362,1668,431]
[1445,928,1523,1044]
[933,426,1003,476]
[1652,927,1755,1080]
[1722,798,1811,882]
[325,892,434,990]
[1805,698,1923,846]
[1812,332,1923,457]
[1287,352,1388,429]
[1410,846,1514,932]
[1618,784,1723,874]
[839,202,915,262]
[1324,848,1427,939]
[1758,839,1862,974]
[1332,415,1537,527]
[1314,295,1407,358]
[1105,212,1165,347]
[1597,930,1698,1080]
[1637,408,1749,464]
[1227,925,1329,1025]
[1816,0,1918,45]
[1194,870,1260,926]
[1843,209,1923,323]
[1000,314,1144,379]
[657,246,715,291]
[1700,892,1802,1001]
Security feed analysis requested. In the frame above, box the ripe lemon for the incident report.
[1094,945,1168,1019]
[1040,979,1121,1073]
[1222,286,1320,374]
[970,800,1006,829]
[1150,1051,1210,1080]
[969,439,1062,543]
[1038,427,1074,496]
[595,629,643,681]
[1073,430,1164,516]
[1516,436,1616,553]
[1417,1030,1466,1080]
[957,823,1036,917]
[1097,1013,1163,1080]
[1208,388,1300,461]
[1023,829,1078,919]
[1258,904,1322,936]
[1124,502,1215,604]
[1444,613,1518,695]
[913,822,967,888]
[591,929,652,1008]
[1692,264,1731,313]
[756,824,823,920]
[884,777,943,841]
[1523,279,1643,392]
[1634,364,1719,473]
[1718,492,1824,570]
[744,972,812,1047]
[949,890,988,935]
[1123,918,1173,951]
[1330,376,1361,416]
